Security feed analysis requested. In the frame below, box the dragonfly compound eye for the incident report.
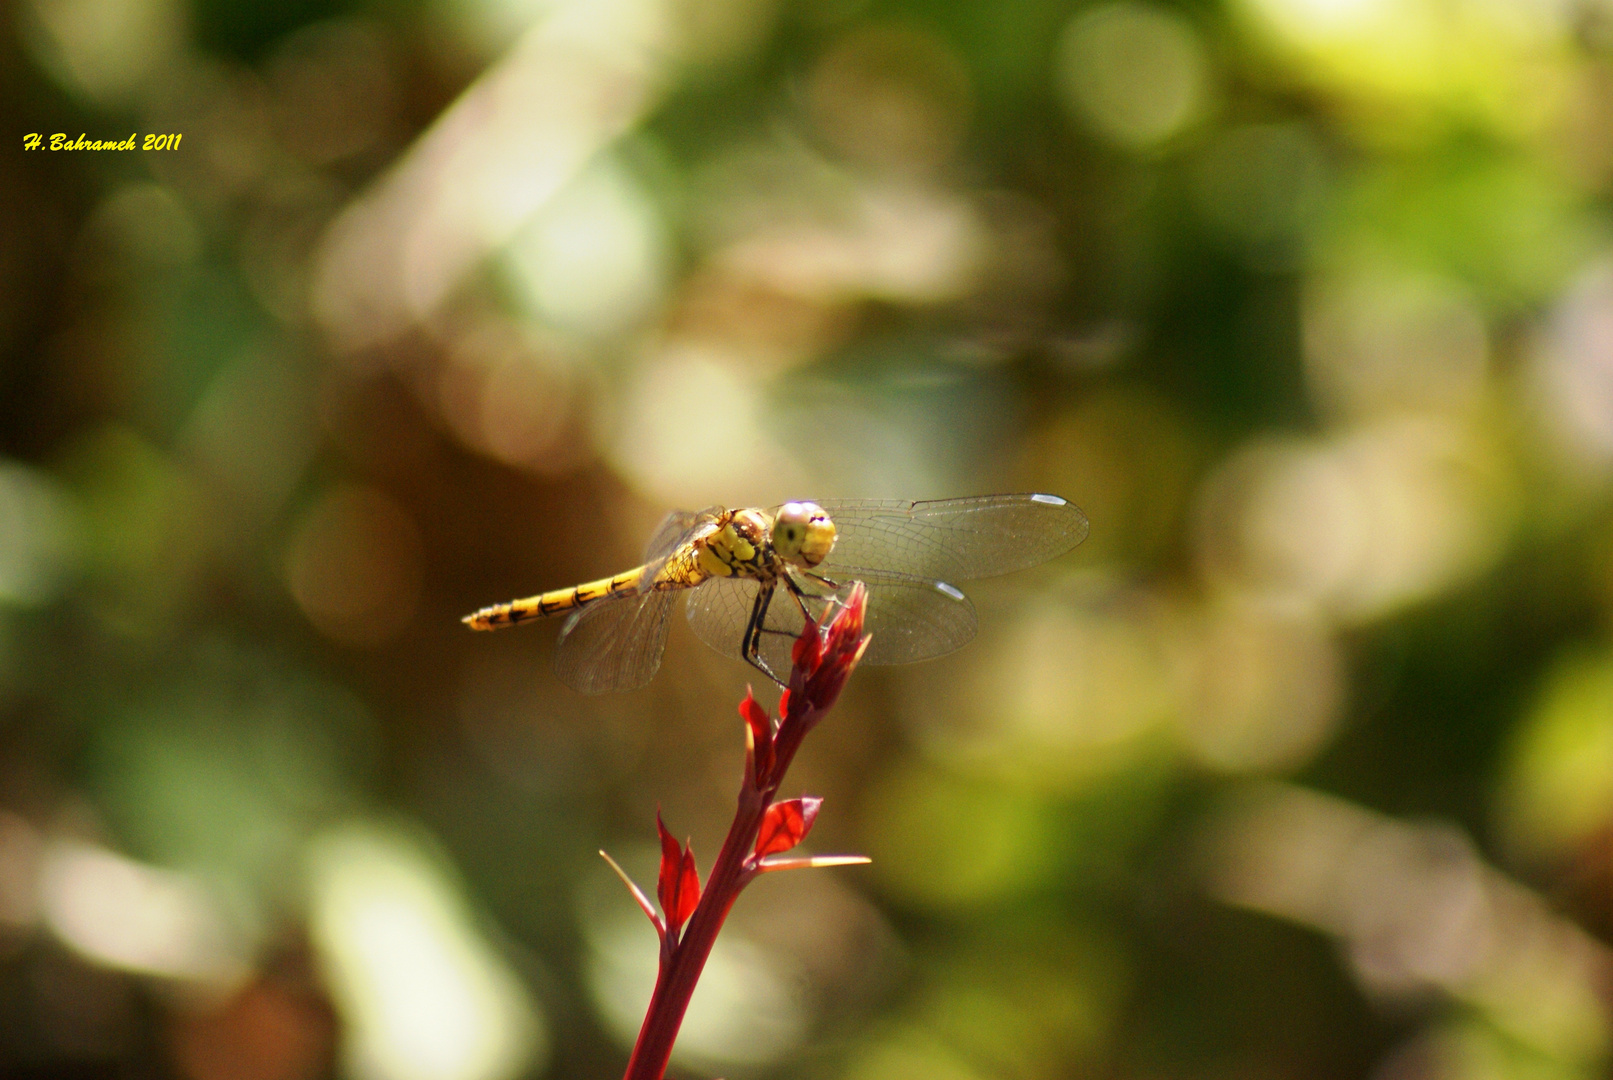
[774,501,836,567]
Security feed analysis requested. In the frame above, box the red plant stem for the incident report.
[619,583,864,1080]
[621,781,771,1080]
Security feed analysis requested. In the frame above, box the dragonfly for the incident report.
[463,494,1089,694]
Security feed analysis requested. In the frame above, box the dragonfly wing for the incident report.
[554,590,678,693]
[809,494,1089,583]
[642,507,722,563]
[854,573,978,665]
[684,577,802,677]
[685,572,978,671]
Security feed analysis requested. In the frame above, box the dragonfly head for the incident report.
[773,501,836,567]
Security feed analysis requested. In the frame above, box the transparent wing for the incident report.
[684,577,798,677]
[685,572,978,670]
[553,590,678,694]
[806,494,1089,583]
[642,506,722,564]
[855,574,978,664]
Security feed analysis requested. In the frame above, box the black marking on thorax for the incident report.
[703,511,781,580]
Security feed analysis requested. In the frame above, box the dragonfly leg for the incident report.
[783,578,816,625]
[742,580,788,689]
[793,571,863,629]
[784,571,841,623]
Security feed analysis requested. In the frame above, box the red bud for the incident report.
[801,583,870,712]
[656,814,700,934]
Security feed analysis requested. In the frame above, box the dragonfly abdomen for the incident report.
[463,566,648,630]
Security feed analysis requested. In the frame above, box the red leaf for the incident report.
[753,796,823,859]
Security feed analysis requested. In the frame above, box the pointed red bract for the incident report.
[672,846,700,929]
[753,796,822,859]
[656,814,701,934]
[791,615,822,670]
[656,813,680,916]
[740,689,774,784]
[740,689,770,743]
[824,586,866,656]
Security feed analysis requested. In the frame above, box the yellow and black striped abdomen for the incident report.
[463,565,647,630]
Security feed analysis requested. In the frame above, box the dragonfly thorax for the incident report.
[696,509,776,580]
[693,502,836,583]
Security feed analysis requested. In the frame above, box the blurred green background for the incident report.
[5,0,1613,1077]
